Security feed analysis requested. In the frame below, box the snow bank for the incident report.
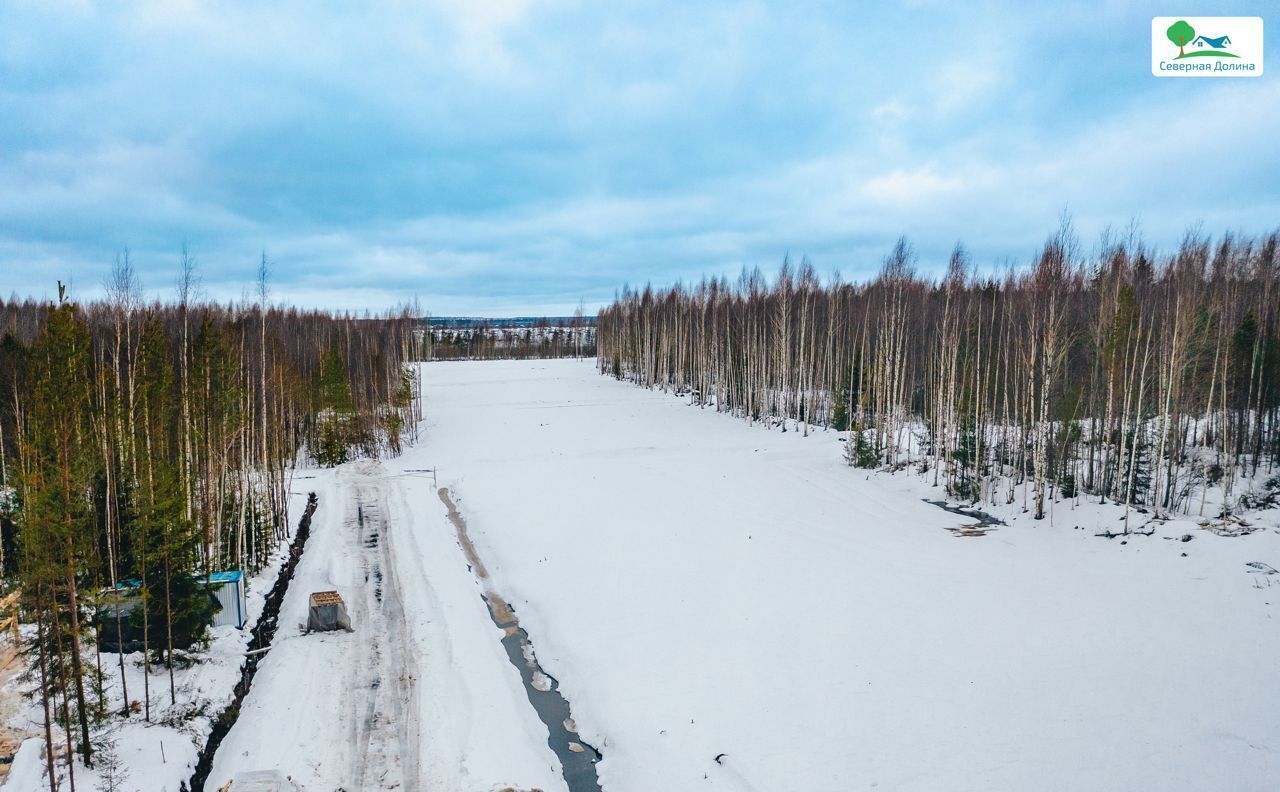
[2,739,45,791]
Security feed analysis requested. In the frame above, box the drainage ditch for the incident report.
[185,492,319,792]
[437,488,605,792]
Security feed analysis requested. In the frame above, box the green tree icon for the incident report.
[1167,20,1195,57]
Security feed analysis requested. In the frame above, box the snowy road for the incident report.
[206,466,423,790]
[346,481,420,790]
[206,461,565,792]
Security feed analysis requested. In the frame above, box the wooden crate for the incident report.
[309,591,343,607]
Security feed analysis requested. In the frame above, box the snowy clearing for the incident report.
[21,357,1276,791]
[406,358,1279,792]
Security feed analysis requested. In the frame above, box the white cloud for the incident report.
[870,100,912,122]
[862,165,962,204]
[932,59,1004,116]
[434,0,531,77]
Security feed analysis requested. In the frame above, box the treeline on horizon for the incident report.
[426,315,597,360]
[0,253,420,779]
[597,221,1280,524]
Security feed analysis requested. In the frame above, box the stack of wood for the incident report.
[0,590,20,670]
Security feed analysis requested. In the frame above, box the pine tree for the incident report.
[22,302,96,765]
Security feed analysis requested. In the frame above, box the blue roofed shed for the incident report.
[107,569,248,629]
[207,570,247,628]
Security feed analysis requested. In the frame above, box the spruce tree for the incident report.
[314,346,354,466]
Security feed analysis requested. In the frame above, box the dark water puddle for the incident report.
[358,502,384,603]
[923,498,1006,534]
[484,594,604,792]
[185,492,319,792]
[437,488,604,792]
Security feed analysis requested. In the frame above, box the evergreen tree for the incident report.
[127,468,215,657]
[949,419,980,501]
[21,303,96,765]
[314,346,355,466]
[831,370,851,431]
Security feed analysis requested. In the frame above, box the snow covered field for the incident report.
[16,357,1277,792]
[407,359,1280,791]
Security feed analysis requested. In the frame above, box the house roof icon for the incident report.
[1192,34,1232,49]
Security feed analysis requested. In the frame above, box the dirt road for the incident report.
[348,480,422,789]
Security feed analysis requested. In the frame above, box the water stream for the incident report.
[437,488,605,792]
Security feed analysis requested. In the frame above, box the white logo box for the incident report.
[1152,16,1264,77]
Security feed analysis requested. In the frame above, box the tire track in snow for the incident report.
[350,476,422,790]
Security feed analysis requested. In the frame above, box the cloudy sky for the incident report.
[1,1,1276,315]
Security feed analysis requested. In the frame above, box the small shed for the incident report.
[306,590,351,632]
[207,570,247,629]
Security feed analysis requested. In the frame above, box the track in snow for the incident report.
[348,480,422,790]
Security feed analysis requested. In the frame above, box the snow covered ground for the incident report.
[1,490,309,792]
[407,359,1280,792]
[16,357,1278,791]
[205,462,564,792]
